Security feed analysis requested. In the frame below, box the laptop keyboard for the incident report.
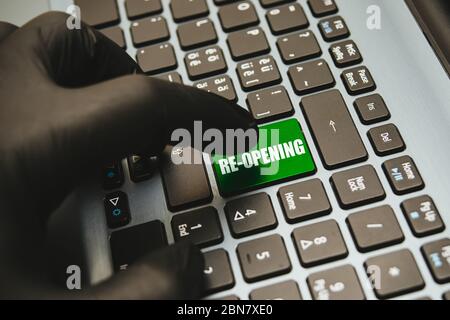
[76,0,450,299]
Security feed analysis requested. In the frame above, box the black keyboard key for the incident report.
[237,55,282,91]
[342,66,376,95]
[260,0,294,8]
[137,43,177,75]
[278,178,331,223]
[170,0,209,22]
[227,27,270,61]
[194,75,237,102]
[74,0,120,28]
[318,16,349,42]
[365,249,425,299]
[104,191,131,229]
[308,0,338,17]
[368,124,406,156]
[155,72,183,84]
[218,1,259,32]
[127,155,156,182]
[203,249,235,294]
[102,162,124,190]
[101,26,126,49]
[329,40,362,68]
[288,59,335,95]
[331,165,386,209]
[401,196,445,237]
[266,3,309,35]
[130,16,169,47]
[292,220,348,268]
[246,85,293,123]
[237,234,291,283]
[277,30,321,64]
[110,220,167,271]
[347,205,404,253]
[301,90,368,169]
[125,0,163,20]
[421,239,450,284]
[382,156,425,195]
[160,146,213,211]
[250,280,302,300]
[177,18,218,50]
[185,46,227,80]
[224,193,277,238]
[307,265,365,300]
[171,207,223,248]
[354,94,391,125]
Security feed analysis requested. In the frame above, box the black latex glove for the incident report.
[0,12,255,299]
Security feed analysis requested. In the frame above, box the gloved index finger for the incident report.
[63,75,257,166]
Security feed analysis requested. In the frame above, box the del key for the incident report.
[301,90,367,169]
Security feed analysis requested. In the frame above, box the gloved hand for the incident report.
[0,12,255,299]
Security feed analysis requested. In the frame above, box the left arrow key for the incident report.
[104,191,131,229]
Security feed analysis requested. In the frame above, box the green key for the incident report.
[212,119,316,197]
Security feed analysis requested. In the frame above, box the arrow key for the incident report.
[171,207,223,248]
[225,193,278,238]
[104,191,131,229]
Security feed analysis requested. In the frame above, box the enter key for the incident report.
[301,89,368,169]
